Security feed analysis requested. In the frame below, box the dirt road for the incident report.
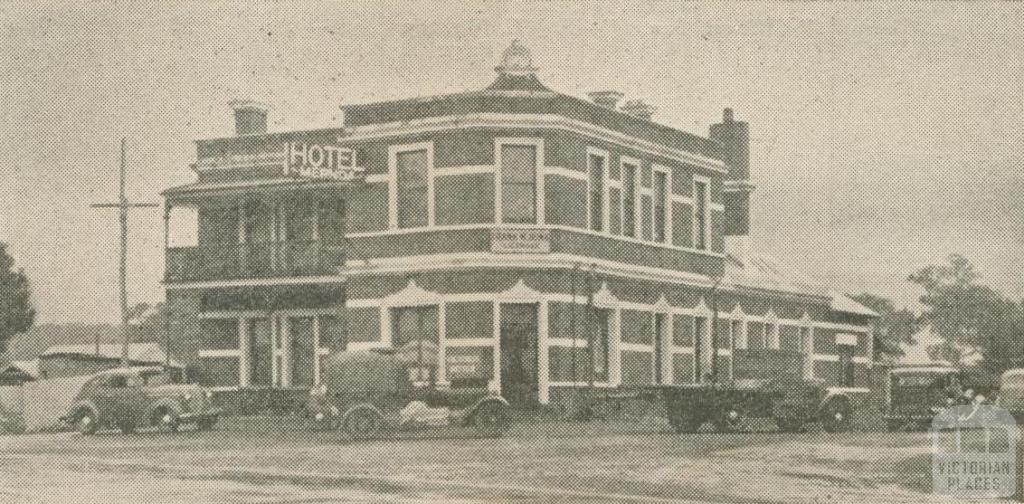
[0,418,979,503]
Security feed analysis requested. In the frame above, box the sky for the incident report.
[1,1,1022,324]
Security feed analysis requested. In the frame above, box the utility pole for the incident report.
[90,138,159,366]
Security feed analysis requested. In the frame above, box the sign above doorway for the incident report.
[491,228,550,254]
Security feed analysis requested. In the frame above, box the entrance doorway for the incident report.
[289,317,316,387]
[499,304,539,407]
[248,318,272,386]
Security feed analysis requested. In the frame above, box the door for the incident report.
[248,318,273,387]
[290,316,316,387]
[99,374,146,427]
[500,304,538,406]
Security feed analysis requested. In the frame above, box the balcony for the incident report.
[166,241,342,283]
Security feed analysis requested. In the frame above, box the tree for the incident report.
[847,293,918,362]
[0,243,36,355]
[908,254,1024,371]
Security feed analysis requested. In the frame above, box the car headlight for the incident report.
[315,412,325,421]
[946,397,955,406]
[330,406,340,416]
[184,393,192,401]
[204,390,213,399]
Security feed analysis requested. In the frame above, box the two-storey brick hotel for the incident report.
[163,41,877,405]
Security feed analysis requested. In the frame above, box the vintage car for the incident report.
[307,349,510,439]
[883,366,988,431]
[996,368,1024,422]
[60,366,221,434]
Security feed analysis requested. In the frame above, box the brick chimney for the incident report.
[588,90,624,109]
[709,108,755,264]
[229,99,269,136]
[620,99,657,121]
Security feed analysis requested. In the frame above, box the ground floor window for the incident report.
[837,344,855,387]
[391,306,439,385]
[653,313,667,384]
[694,316,710,382]
[731,319,746,350]
[590,307,610,383]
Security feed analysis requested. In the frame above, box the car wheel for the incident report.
[821,401,852,433]
[775,416,804,433]
[197,416,217,432]
[472,402,509,437]
[712,407,741,433]
[669,411,704,433]
[118,422,136,435]
[153,409,180,433]
[344,406,383,440]
[76,410,98,435]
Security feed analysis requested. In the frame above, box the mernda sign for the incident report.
[284,142,366,182]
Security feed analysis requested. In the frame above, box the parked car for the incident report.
[307,349,510,439]
[60,366,220,434]
[883,366,989,431]
[996,368,1024,422]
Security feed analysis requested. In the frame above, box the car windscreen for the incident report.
[892,373,948,387]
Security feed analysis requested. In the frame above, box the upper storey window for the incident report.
[396,149,429,229]
[653,169,668,243]
[693,177,709,250]
[621,161,638,238]
[499,144,538,224]
[588,152,606,232]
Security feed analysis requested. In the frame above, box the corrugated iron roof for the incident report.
[725,252,877,317]
[41,343,181,367]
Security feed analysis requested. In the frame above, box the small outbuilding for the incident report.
[0,359,39,386]
[37,343,182,380]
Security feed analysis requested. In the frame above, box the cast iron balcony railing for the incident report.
[165,240,340,282]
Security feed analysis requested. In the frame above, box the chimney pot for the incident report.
[588,90,624,109]
[229,99,270,136]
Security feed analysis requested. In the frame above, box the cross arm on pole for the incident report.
[90,202,160,208]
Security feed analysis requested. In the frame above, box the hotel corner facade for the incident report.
[162,42,877,405]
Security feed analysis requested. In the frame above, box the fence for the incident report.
[16,376,92,432]
[0,385,23,415]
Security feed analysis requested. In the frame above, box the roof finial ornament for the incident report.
[495,39,537,76]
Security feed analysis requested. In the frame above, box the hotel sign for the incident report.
[491,228,550,254]
[284,142,365,182]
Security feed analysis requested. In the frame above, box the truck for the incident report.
[650,350,855,433]
[306,348,510,439]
